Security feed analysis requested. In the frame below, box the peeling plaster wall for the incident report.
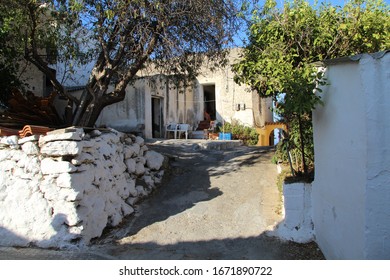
[312,52,390,259]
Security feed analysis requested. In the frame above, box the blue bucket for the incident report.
[219,132,232,140]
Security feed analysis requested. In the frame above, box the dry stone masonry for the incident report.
[0,127,165,248]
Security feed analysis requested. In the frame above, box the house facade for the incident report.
[63,48,274,139]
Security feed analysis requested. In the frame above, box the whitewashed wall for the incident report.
[0,128,165,248]
[96,80,147,135]
[196,48,273,127]
[312,52,390,259]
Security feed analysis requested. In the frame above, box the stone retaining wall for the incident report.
[0,127,165,248]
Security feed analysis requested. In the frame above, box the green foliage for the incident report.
[233,0,390,177]
[221,120,258,145]
[1,0,242,126]
[0,1,25,105]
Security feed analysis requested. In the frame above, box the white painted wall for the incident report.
[312,52,390,259]
[196,48,260,127]
[97,81,146,134]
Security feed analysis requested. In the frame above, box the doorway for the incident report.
[203,85,216,120]
[151,97,163,138]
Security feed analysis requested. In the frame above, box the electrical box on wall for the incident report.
[235,103,240,111]
[240,102,246,111]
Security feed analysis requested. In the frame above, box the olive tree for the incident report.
[1,0,242,126]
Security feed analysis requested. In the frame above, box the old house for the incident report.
[57,48,274,139]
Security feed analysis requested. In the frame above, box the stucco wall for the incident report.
[96,80,147,135]
[312,52,390,259]
[360,53,390,259]
[196,48,260,127]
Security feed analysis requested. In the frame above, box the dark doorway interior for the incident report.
[151,97,163,138]
[203,85,216,120]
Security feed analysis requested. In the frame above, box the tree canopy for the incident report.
[0,0,242,125]
[233,0,390,176]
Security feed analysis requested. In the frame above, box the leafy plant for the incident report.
[221,120,258,145]
[233,0,390,177]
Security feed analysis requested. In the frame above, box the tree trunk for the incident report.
[77,100,105,127]
[72,87,127,127]
[72,89,92,126]
[297,114,308,176]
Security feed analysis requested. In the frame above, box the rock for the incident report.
[21,141,39,155]
[140,145,149,156]
[136,185,149,197]
[0,135,19,145]
[40,141,84,156]
[89,129,102,137]
[0,135,19,149]
[0,160,17,171]
[142,175,155,188]
[144,150,165,170]
[111,161,127,176]
[71,152,95,165]
[135,156,147,165]
[40,128,84,145]
[135,162,145,176]
[126,197,139,206]
[18,135,39,145]
[123,146,135,159]
[125,158,136,173]
[41,158,77,175]
[135,136,145,146]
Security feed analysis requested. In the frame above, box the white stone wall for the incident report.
[312,52,390,259]
[0,128,165,248]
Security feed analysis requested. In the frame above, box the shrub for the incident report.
[221,120,258,145]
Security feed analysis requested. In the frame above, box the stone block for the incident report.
[135,162,145,176]
[21,141,40,155]
[40,141,84,156]
[125,158,136,173]
[18,135,39,145]
[145,150,164,170]
[135,136,144,146]
[71,152,95,166]
[0,135,19,146]
[41,158,77,175]
[40,129,84,145]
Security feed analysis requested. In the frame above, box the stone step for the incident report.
[191,131,205,139]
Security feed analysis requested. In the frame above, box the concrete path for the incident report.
[0,140,324,260]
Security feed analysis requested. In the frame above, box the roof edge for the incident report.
[324,50,389,66]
